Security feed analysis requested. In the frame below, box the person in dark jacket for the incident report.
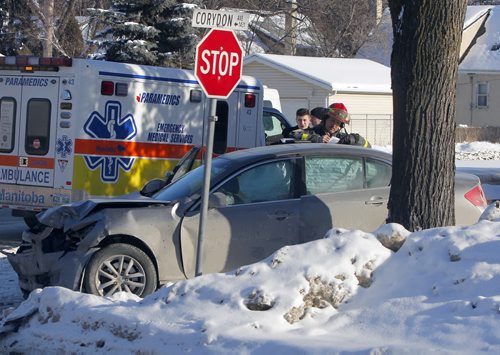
[289,103,371,147]
[310,107,328,127]
[282,108,311,138]
[316,103,371,147]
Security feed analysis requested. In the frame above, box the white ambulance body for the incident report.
[0,56,277,216]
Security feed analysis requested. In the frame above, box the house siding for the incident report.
[244,62,394,145]
[456,72,500,127]
[244,62,323,120]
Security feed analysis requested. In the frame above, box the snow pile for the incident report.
[1,216,500,353]
[456,142,500,160]
[375,142,500,160]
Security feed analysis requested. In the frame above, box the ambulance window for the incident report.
[214,101,228,155]
[0,97,16,153]
[25,99,50,155]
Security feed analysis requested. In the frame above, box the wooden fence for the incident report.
[456,126,500,143]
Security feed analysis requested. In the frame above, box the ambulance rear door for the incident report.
[16,77,58,189]
[0,76,21,189]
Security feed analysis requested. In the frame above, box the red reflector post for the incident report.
[244,93,256,107]
[101,81,114,95]
[464,185,487,208]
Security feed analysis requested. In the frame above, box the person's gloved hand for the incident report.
[339,133,359,145]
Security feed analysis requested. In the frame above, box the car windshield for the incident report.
[152,157,233,202]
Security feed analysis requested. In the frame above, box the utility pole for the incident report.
[284,0,297,55]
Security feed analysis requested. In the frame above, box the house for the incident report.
[456,6,500,128]
[243,53,393,145]
[357,5,500,130]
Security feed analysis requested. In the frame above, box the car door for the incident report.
[180,158,301,278]
[300,155,391,237]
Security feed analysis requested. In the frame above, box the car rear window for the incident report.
[366,159,391,188]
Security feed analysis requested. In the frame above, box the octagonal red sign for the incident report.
[195,28,243,99]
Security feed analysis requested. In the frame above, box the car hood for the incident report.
[37,198,170,230]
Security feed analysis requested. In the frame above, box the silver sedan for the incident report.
[5,144,487,298]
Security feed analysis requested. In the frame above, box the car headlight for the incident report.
[65,222,98,249]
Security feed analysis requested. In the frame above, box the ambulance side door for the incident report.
[213,92,238,154]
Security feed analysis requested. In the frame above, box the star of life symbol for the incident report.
[83,101,137,182]
[56,135,73,158]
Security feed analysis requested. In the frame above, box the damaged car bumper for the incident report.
[5,225,97,296]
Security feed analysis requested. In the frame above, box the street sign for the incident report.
[194,28,243,99]
[192,9,249,31]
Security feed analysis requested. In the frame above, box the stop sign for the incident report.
[195,28,243,99]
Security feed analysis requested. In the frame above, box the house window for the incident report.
[476,82,489,108]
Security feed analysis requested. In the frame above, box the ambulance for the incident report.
[0,56,291,222]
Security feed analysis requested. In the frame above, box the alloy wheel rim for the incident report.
[96,254,146,297]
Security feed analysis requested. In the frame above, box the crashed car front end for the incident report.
[7,227,97,293]
[5,207,107,296]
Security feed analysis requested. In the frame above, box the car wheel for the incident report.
[83,243,157,297]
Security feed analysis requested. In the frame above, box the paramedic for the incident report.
[314,103,371,147]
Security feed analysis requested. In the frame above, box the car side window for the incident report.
[263,112,286,137]
[366,159,391,188]
[263,111,289,145]
[305,156,364,194]
[216,160,295,205]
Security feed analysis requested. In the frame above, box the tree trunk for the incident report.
[387,0,466,231]
[43,0,54,56]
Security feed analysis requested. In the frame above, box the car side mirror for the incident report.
[208,192,229,209]
[164,171,174,184]
[140,178,167,197]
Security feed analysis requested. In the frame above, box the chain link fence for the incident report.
[349,114,393,146]
[347,118,500,146]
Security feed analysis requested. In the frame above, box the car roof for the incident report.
[217,143,392,166]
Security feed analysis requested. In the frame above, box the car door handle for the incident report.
[269,211,291,221]
[365,196,388,205]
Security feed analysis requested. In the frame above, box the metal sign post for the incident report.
[193,26,244,276]
[194,99,217,277]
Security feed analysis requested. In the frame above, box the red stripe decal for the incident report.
[0,155,54,169]
[75,139,195,159]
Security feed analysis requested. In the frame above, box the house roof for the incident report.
[243,53,392,94]
[463,6,492,30]
[460,6,500,73]
[356,6,496,69]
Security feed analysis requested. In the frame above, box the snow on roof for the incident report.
[244,53,392,94]
[463,5,493,30]
[460,6,500,72]
[357,6,497,69]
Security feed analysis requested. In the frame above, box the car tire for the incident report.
[83,243,157,297]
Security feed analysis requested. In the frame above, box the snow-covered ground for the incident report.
[0,142,499,353]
